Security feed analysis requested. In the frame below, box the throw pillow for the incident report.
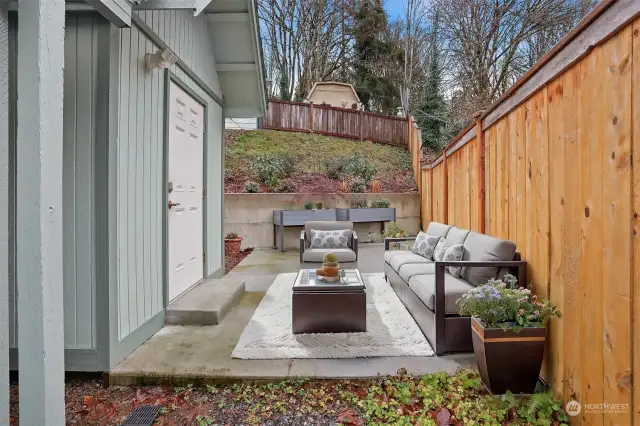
[309,229,351,249]
[434,238,449,261]
[443,244,464,277]
[411,232,441,260]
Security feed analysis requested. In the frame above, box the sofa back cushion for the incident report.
[444,227,470,246]
[461,231,516,286]
[425,222,453,238]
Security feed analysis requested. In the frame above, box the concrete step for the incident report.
[165,276,245,325]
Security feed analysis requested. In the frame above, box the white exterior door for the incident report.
[168,81,205,301]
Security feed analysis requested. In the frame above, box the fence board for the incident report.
[600,26,633,424]
[633,17,640,426]
[579,44,604,425]
[263,100,409,148]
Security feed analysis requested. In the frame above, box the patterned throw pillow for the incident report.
[434,238,449,261]
[443,244,464,277]
[309,229,352,249]
[411,232,441,260]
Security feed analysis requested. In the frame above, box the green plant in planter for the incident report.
[352,196,368,209]
[315,202,324,210]
[350,178,366,193]
[456,275,561,332]
[370,197,390,208]
[303,200,314,210]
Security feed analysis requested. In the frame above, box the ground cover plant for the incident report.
[225,130,417,194]
[9,370,569,425]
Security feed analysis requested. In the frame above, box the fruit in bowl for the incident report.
[316,253,340,282]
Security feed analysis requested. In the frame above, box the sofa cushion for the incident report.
[399,263,435,282]
[408,273,474,315]
[384,249,413,264]
[442,244,465,277]
[434,238,449,261]
[461,231,516,286]
[389,253,432,272]
[445,227,470,246]
[411,232,441,260]
[425,222,453,238]
[302,248,356,263]
[309,229,351,249]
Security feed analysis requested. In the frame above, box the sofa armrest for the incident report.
[299,231,306,263]
[384,237,416,251]
[352,231,358,260]
[434,260,528,289]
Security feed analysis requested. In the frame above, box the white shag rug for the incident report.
[232,272,434,359]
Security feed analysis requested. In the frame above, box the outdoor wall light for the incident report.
[145,48,179,70]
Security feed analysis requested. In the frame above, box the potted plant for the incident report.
[224,232,243,254]
[456,275,561,394]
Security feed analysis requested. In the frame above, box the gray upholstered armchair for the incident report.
[300,221,358,267]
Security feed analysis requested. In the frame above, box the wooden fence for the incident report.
[262,99,409,148]
[409,1,640,424]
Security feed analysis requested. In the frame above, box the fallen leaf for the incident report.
[83,396,95,408]
[336,409,363,426]
[437,407,451,426]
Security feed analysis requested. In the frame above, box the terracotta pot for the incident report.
[471,317,546,394]
[224,237,242,254]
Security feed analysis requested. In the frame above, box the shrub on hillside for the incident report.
[243,180,260,193]
[350,178,366,193]
[344,155,377,182]
[274,179,296,193]
[324,157,350,179]
[252,154,296,184]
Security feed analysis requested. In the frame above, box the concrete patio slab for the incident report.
[109,286,475,386]
[229,244,386,292]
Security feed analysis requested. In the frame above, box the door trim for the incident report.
[163,70,209,308]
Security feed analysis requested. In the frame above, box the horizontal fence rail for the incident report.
[408,2,640,425]
[262,99,409,148]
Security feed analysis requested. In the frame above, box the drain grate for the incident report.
[120,405,162,426]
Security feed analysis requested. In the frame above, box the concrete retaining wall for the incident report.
[224,193,421,249]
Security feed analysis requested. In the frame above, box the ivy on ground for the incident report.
[9,369,569,425]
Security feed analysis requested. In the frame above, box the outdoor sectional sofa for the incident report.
[384,222,527,356]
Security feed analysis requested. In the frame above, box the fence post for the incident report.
[442,150,448,224]
[308,102,314,133]
[359,109,364,141]
[472,110,485,233]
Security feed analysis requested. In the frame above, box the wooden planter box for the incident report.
[272,209,338,251]
[337,207,396,233]
[471,317,546,394]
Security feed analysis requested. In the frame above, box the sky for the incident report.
[384,0,406,20]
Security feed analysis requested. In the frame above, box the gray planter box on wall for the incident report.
[339,207,396,234]
[273,209,338,251]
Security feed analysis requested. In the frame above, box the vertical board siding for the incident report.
[133,9,221,98]
[8,13,102,349]
[116,22,224,339]
[117,24,164,338]
[415,17,639,426]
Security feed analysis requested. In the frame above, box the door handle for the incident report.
[168,201,181,209]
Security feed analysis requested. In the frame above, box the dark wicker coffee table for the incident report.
[292,269,366,334]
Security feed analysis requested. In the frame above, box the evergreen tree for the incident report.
[279,62,290,101]
[352,0,401,113]
[416,14,446,152]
